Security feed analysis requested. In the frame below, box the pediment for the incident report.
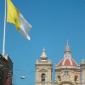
[39,69,48,72]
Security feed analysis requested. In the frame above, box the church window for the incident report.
[74,75,78,82]
[41,73,45,82]
[58,75,61,81]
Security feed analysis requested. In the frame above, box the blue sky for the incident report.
[0,0,85,85]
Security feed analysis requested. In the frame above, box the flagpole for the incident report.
[2,0,7,56]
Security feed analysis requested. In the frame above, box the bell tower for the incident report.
[35,49,52,85]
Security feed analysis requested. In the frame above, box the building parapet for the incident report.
[55,65,80,70]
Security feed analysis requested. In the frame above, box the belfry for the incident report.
[35,48,52,85]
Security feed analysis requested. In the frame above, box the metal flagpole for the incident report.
[2,0,7,56]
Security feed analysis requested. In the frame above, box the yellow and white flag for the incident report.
[7,0,32,40]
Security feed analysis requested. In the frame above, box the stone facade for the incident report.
[35,43,85,85]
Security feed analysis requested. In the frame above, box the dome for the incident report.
[57,41,78,67]
[58,57,78,66]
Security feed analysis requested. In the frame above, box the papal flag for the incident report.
[7,0,32,40]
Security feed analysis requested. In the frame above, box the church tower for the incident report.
[55,42,80,85]
[80,60,85,85]
[35,49,52,85]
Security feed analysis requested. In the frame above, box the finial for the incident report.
[66,40,69,48]
[65,40,70,52]
[40,48,47,60]
[42,48,45,52]
[64,40,72,58]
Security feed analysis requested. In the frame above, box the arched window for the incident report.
[74,75,78,82]
[58,75,61,81]
[41,73,45,82]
